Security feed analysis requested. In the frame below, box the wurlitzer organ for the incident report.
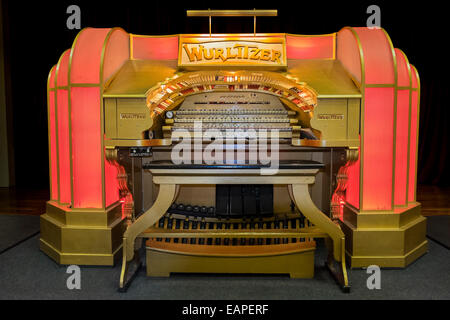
[40,10,427,292]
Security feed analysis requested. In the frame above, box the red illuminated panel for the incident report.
[132,36,178,60]
[408,90,419,202]
[346,149,361,209]
[48,89,58,200]
[102,29,130,83]
[394,90,410,206]
[336,28,362,83]
[362,88,395,210]
[286,35,335,59]
[48,66,56,89]
[71,87,103,208]
[393,49,411,206]
[105,160,119,207]
[47,65,58,201]
[70,28,111,84]
[408,66,419,202]
[353,28,395,85]
[56,50,70,87]
[396,49,410,87]
[56,89,71,204]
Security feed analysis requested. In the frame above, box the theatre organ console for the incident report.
[40,10,427,292]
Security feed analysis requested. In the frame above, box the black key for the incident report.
[224,222,230,246]
[207,222,214,245]
[172,219,180,243]
[274,221,280,244]
[266,221,272,244]
[157,217,165,241]
[283,220,289,244]
[290,219,297,229]
[249,222,256,245]
[182,219,189,244]
[199,221,206,245]
[158,217,165,228]
[216,221,222,245]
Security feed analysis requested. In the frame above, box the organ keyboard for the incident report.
[163,92,301,139]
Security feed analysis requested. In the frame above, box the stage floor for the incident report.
[0,185,448,299]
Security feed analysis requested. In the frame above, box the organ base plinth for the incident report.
[39,201,126,266]
[341,202,428,268]
[146,240,316,278]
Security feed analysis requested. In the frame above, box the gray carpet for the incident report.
[427,216,450,248]
[0,231,449,299]
[0,214,40,253]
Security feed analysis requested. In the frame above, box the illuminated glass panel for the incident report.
[132,36,178,60]
[408,91,419,202]
[394,90,410,206]
[336,28,362,83]
[70,28,111,84]
[48,90,58,200]
[105,159,119,207]
[56,89,71,204]
[346,149,361,209]
[286,35,335,59]
[71,87,103,208]
[354,28,395,85]
[362,88,395,210]
[102,29,130,82]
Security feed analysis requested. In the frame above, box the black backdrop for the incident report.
[2,0,448,188]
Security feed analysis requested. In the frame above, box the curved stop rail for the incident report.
[119,163,349,293]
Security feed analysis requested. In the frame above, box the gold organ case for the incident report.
[40,11,427,292]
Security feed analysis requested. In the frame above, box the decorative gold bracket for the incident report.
[186,9,278,37]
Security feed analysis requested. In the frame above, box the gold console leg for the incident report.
[289,184,350,292]
[119,184,177,291]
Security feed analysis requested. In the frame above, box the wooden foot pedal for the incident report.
[146,240,316,278]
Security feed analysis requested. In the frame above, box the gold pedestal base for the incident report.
[40,201,126,266]
[341,202,428,268]
[146,240,316,278]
